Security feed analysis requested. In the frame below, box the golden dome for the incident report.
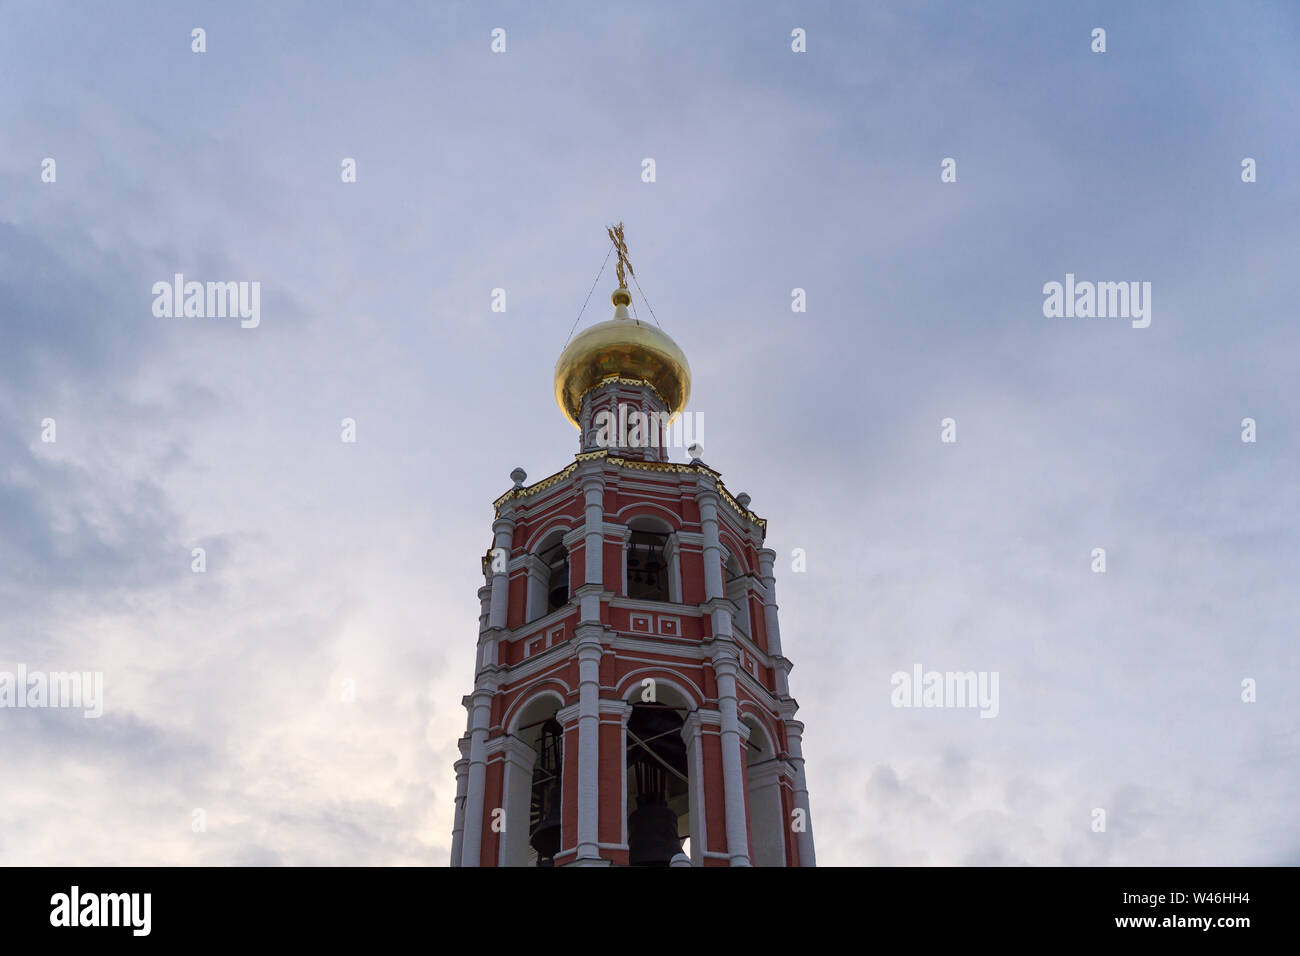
[554,289,692,429]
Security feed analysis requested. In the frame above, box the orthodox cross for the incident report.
[607,221,635,290]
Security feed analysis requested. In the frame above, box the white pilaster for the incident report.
[697,485,725,601]
[581,475,605,587]
[573,637,603,862]
[488,515,515,629]
[757,548,789,696]
[450,737,470,867]
[483,513,516,671]
[682,708,719,867]
[497,735,539,866]
[522,554,550,623]
[476,584,491,635]
[459,687,495,867]
[785,718,817,867]
[712,653,752,867]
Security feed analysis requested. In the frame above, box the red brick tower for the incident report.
[450,227,815,866]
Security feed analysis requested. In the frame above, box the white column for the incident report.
[498,736,538,866]
[476,585,491,634]
[565,468,608,865]
[682,709,716,867]
[488,516,515,626]
[785,718,817,867]
[573,638,603,862]
[665,534,682,604]
[757,548,789,696]
[697,488,725,601]
[581,476,604,587]
[713,654,752,867]
[697,479,748,865]
[615,700,632,848]
[449,739,469,867]
[484,514,516,669]
[459,688,494,867]
[522,555,549,623]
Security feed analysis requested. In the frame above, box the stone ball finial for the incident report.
[510,467,527,488]
[687,442,704,463]
[736,492,751,509]
[669,852,691,868]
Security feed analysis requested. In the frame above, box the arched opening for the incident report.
[625,515,678,603]
[502,693,565,867]
[526,529,571,622]
[625,701,689,866]
[743,715,786,867]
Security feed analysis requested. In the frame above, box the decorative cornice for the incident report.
[491,459,583,510]
[493,451,767,535]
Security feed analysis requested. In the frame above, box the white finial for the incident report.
[510,467,527,488]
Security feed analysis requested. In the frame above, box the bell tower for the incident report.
[450,225,816,867]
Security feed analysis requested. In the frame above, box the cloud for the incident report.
[1,0,1297,867]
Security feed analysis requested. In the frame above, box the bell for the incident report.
[548,584,568,608]
[626,704,688,867]
[627,793,681,867]
[529,718,564,866]
[529,781,562,865]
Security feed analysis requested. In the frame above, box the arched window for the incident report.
[627,531,668,601]
[526,529,571,622]
[625,516,679,603]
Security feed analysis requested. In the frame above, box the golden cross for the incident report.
[607,221,634,289]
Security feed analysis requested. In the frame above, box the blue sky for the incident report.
[0,0,1296,865]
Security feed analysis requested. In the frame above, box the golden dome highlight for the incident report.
[553,289,691,429]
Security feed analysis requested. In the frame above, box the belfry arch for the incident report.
[620,677,700,865]
[500,690,566,866]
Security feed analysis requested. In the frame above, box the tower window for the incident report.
[627,530,669,602]
[541,542,569,612]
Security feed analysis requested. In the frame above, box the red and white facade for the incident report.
[450,361,815,867]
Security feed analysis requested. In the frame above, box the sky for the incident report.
[0,0,1296,866]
